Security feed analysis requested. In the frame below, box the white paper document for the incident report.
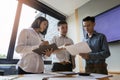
[90,73,113,79]
[0,73,112,80]
[65,42,91,55]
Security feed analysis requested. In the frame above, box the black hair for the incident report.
[57,20,67,27]
[83,16,95,23]
[31,16,48,35]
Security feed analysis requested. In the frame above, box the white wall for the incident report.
[67,12,86,72]
[67,0,120,72]
[107,42,120,72]
[67,13,78,43]
[67,13,81,72]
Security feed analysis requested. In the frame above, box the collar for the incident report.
[85,31,98,39]
[58,34,68,38]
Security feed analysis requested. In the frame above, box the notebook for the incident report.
[33,43,58,55]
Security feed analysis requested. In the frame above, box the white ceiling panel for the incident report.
[38,0,90,17]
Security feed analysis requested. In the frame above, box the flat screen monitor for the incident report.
[94,5,120,42]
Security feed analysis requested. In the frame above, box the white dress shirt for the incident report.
[16,28,44,73]
[50,35,73,63]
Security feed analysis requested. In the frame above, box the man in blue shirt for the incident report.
[79,16,110,74]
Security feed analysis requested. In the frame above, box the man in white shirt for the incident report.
[50,20,75,72]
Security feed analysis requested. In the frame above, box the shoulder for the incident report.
[50,35,59,43]
[52,35,59,39]
[67,37,73,41]
[95,32,106,37]
[20,29,28,35]
[66,37,74,44]
[21,28,31,33]
[20,28,33,37]
[95,32,107,40]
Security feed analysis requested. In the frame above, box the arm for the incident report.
[89,35,111,59]
[80,35,110,60]
[15,29,39,54]
[50,36,63,53]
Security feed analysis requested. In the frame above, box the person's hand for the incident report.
[79,53,89,60]
[43,48,53,57]
[59,43,71,49]
[41,41,49,45]
[53,43,72,53]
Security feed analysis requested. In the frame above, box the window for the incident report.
[95,5,120,42]
[0,0,18,59]
[45,15,59,60]
[13,4,59,59]
[45,15,59,41]
[13,4,41,59]
[0,0,65,64]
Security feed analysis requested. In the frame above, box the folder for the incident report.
[33,43,58,55]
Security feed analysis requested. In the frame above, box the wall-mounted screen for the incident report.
[94,5,120,42]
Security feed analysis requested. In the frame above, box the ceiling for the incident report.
[38,0,90,17]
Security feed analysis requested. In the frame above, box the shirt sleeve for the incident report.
[70,38,74,45]
[89,35,111,59]
[15,29,39,54]
[50,36,56,44]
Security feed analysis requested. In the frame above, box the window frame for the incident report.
[0,0,66,64]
